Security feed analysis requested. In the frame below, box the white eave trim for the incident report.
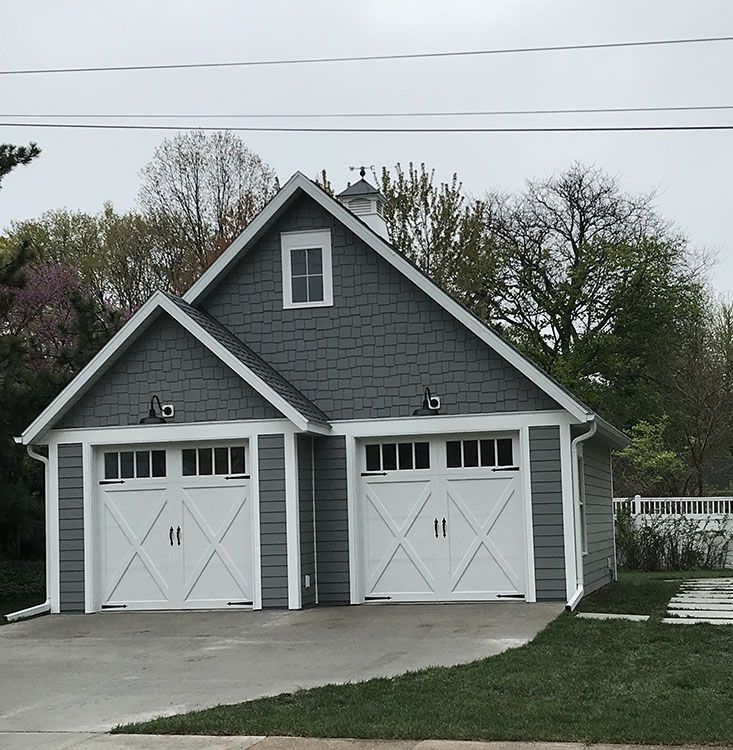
[185,172,592,424]
[21,291,329,444]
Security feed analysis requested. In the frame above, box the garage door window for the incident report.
[446,438,514,468]
[365,442,430,472]
[182,446,247,476]
[103,449,166,480]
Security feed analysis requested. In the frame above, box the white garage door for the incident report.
[359,435,527,602]
[97,443,254,611]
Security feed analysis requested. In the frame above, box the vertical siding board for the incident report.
[582,438,615,594]
[529,426,566,601]
[58,443,85,612]
[258,434,289,608]
[313,435,350,603]
[297,434,316,607]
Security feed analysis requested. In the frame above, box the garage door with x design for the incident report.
[97,443,254,611]
[360,435,527,602]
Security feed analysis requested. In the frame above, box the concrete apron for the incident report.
[0,736,728,750]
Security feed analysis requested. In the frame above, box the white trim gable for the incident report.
[183,172,597,426]
[21,291,329,444]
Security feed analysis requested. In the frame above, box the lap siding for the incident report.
[58,443,85,612]
[258,434,289,608]
[529,426,566,601]
[582,438,615,594]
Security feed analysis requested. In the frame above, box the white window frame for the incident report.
[281,229,333,309]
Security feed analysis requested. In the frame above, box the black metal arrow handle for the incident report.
[434,518,439,538]
[169,527,174,546]
[176,526,181,546]
[442,518,447,537]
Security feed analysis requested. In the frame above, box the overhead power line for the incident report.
[2,104,733,119]
[1,121,732,133]
[1,34,732,75]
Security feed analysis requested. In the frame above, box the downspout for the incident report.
[4,445,52,622]
[565,420,597,611]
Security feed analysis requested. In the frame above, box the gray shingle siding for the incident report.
[313,435,350,603]
[582,438,615,594]
[529,426,567,601]
[58,443,85,612]
[60,312,282,429]
[297,434,317,607]
[201,193,559,420]
[258,434,288,607]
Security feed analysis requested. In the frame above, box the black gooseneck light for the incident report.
[139,395,167,425]
[413,387,440,416]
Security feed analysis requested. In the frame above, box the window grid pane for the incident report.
[365,444,381,472]
[104,452,119,480]
[230,446,246,474]
[120,451,134,479]
[198,448,213,475]
[214,447,229,475]
[446,441,462,468]
[182,449,197,476]
[398,443,413,470]
[136,451,151,478]
[151,450,167,477]
[382,443,397,471]
[480,440,496,467]
[414,442,430,469]
[496,439,513,466]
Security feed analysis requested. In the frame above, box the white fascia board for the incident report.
[44,418,296,446]
[183,172,591,423]
[21,292,167,445]
[331,410,576,438]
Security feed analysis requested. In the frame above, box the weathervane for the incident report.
[349,165,374,179]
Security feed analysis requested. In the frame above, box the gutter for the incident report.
[4,445,52,622]
[565,419,598,612]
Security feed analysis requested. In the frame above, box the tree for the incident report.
[139,131,279,293]
[378,163,494,308]
[0,142,41,188]
[478,164,706,427]
[8,204,160,312]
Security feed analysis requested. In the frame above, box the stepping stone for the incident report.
[668,601,733,610]
[576,612,649,621]
[667,609,733,619]
[667,617,733,624]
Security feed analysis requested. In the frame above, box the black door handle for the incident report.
[434,518,439,538]
[169,527,174,546]
[442,518,447,537]
[176,526,181,546]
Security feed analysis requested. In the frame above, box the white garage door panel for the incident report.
[97,444,254,611]
[364,478,440,599]
[181,481,254,608]
[100,485,174,610]
[360,435,527,602]
[446,475,525,597]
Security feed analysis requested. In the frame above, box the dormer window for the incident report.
[281,229,333,309]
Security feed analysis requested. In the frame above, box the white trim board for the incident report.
[184,172,595,425]
[21,292,329,444]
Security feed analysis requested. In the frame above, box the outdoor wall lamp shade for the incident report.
[413,387,441,416]
[139,395,167,424]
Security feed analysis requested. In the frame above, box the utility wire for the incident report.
[1,34,732,75]
[2,104,733,119]
[1,121,732,133]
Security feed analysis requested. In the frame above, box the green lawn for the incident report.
[117,571,733,745]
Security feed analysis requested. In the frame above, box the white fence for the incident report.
[613,495,733,566]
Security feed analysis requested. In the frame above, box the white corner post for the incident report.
[345,434,360,604]
[519,426,537,603]
[284,432,302,610]
[559,424,578,603]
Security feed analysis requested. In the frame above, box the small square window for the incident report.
[151,450,167,477]
[282,231,333,309]
[230,446,246,475]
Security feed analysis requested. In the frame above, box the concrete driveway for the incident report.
[0,602,560,735]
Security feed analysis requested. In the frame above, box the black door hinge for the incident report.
[496,593,525,599]
[492,466,520,472]
[101,603,128,609]
[361,471,388,476]
[99,479,125,485]
[227,600,253,606]
[364,595,392,601]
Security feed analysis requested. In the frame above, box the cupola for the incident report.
[337,167,389,240]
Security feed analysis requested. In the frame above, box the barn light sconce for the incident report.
[413,387,441,416]
[139,395,167,425]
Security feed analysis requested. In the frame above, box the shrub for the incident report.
[615,508,732,571]
[0,560,45,600]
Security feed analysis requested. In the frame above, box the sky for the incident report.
[1,0,732,293]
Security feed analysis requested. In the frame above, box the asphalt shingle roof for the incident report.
[165,292,330,426]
